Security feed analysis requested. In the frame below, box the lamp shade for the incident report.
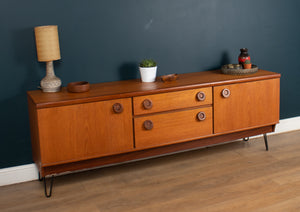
[34,25,61,62]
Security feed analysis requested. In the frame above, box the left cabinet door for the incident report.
[37,98,134,165]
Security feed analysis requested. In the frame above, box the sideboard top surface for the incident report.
[27,69,281,108]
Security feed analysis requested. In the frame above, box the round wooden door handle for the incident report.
[196,91,206,101]
[143,120,153,130]
[222,88,231,98]
[112,103,123,113]
[197,112,206,121]
[143,99,153,110]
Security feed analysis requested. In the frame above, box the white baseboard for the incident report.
[1,116,299,187]
[0,163,39,186]
[274,116,300,134]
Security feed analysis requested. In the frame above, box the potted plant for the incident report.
[139,59,157,82]
[243,60,252,69]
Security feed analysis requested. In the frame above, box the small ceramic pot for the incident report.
[139,66,157,82]
[243,64,252,69]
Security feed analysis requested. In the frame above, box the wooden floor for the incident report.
[1,130,300,212]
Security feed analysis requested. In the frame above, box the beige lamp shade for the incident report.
[34,25,61,62]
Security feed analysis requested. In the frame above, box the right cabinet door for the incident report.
[214,78,280,134]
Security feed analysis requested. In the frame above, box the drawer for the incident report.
[133,87,212,115]
[134,106,212,149]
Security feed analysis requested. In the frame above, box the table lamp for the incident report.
[34,25,62,92]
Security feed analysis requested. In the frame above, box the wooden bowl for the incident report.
[160,74,178,82]
[67,81,90,93]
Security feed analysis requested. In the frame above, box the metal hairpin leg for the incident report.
[264,133,269,151]
[42,175,54,198]
[38,172,43,181]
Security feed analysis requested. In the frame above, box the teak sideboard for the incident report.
[27,69,280,197]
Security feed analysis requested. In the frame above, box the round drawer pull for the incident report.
[222,88,231,98]
[143,99,153,110]
[197,112,206,121]
[112,103,123,113]
[196,91,206,101]
[143,120,153,130]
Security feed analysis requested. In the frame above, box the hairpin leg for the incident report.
[264,134,269,151]
[38,172,43,181]
[42,175,54,198]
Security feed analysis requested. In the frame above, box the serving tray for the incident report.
[221,65,258,75]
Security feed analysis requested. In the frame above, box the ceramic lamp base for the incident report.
[41,61,62,92]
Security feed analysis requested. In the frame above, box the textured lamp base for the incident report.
[41,61,62,92]
[41,84,61,93]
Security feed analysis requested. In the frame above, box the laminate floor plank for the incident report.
[0,130,299,212]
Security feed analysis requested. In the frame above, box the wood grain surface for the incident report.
[133,87,212,115]
[134,107,213,149]
[40,125,275,177]
[27,69,281,179]
[37,98,134,166]
[214,78,280,134]
[27,70,280,109]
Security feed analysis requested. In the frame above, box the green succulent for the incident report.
[139,59,157,67]
[244,60,251,64]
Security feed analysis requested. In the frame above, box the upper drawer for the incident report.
[133,87,212,115]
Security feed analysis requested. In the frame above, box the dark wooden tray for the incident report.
[222,65,258,75]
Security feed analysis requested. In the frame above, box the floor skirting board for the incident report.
[273,116,300,134]
[0,164,38,186]
[1,116,300,187]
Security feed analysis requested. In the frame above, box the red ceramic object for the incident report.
[238,48,251,64]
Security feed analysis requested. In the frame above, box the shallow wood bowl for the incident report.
[160,74,178,82]
[67,81,90,93]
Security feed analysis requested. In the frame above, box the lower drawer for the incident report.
[134,107,212,149]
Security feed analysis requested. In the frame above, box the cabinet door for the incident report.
[214,79,280,134]
[37,98,133,165]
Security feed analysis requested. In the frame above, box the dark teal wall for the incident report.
[1,0,300,168]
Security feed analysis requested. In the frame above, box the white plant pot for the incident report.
[139,66,157,82]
